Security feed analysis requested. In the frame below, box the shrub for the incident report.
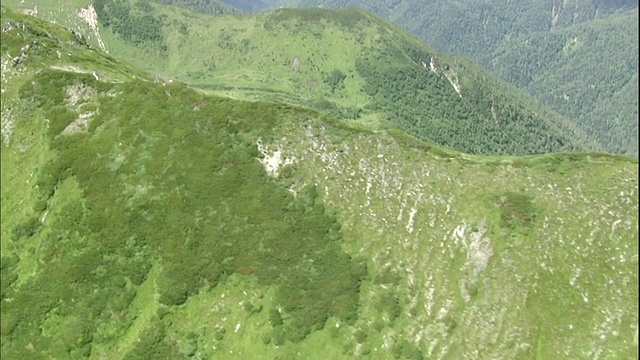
[499,191,538,230]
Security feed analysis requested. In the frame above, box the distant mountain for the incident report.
[2,6,638,359]
[154,0,239,14]
[255,0,639,156]
[487,9,639,156]
[259,0,637,58]
[222,0,268,11]
[3,0,602,156]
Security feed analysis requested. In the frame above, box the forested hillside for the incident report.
[488,9,639,155]
[2,7,638,359]
[254,0,639,156]
[3,0,603,156]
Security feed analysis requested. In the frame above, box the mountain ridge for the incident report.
[2,0,605,156]
[1,5,638,360]
[249,0,639,157]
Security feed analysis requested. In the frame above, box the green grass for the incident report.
[264,113,637,359]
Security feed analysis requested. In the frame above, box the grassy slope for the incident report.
[2,6,639,360]
[3,0,603,156]
[269,117,639,360]
[2,6,367,358]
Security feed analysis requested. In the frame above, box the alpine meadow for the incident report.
[1,2,638,360]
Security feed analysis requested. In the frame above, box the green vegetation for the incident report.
[222,0,267,12]
[355,43,583,155]
[154,0,237,14]
[121,4,603,156]
[324,68,346,93]
[488,9,639,156]
[259,0,639,156]
[94,0,167,50]
[6,65,365,350]
[497,191,539,231]
[2,6,364,357]
[4,0,602,156]
[1,5,638,360]
[262,0,637,57]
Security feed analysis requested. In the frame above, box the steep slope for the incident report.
[2,6,638,360]
[2,7,366,358]
[488,9,639,156]
[257,0,639,156]
[3,0,602,156]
